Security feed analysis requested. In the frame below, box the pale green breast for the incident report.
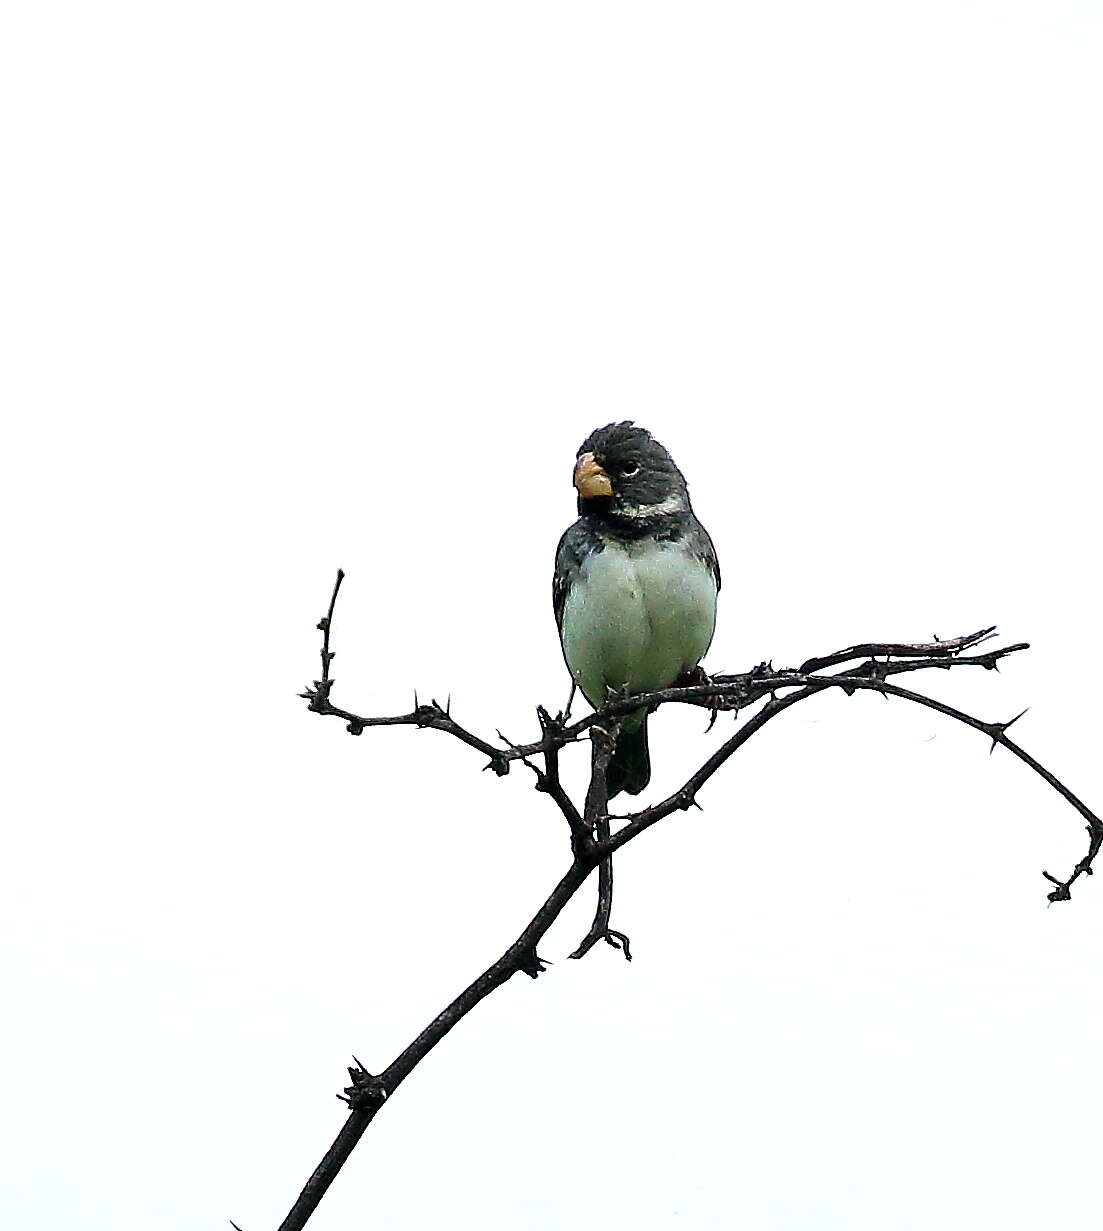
[560,536,718,710]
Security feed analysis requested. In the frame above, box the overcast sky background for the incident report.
[4,3,1102,1228]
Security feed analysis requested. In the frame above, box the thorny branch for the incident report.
[569,720,632,961]
[266,572,1101,1231]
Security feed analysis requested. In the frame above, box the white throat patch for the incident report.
[615,492,689,519]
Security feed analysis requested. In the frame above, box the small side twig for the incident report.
[533,706,589,855]
[797,627,997,673]
[300,572,511,776]
[305,567,345,707]
[570,723,631,961]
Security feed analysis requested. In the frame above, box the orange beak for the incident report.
[573,452,613,499]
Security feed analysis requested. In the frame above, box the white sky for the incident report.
[4,2,1102,1228]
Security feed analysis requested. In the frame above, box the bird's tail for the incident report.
[607,715,650,798]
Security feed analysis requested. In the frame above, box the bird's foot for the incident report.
[675,665,734,729]
[675,664,711,689]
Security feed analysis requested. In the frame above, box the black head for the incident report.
[572,422,690,521]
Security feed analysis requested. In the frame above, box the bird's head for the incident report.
[573,422,690,520]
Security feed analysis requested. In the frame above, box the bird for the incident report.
[553,422,720,798]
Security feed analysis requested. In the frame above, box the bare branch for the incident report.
[532,706,590,854]
[797,626,998,674]
[275,853,600,1231]
[273,572,1099,1230]
[301,567,344,707]
[601,687,816,855]
[601,669,1102,905]
[570,723,631,961]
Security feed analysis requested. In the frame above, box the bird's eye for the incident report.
[620,461,640,477]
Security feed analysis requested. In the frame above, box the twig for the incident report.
[570,723,631,961]
[532,706,590,855]
[797,627,997,674]
[308,567,344,706]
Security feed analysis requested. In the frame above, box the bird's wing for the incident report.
[686,515,721,593]
[552,520,593,632]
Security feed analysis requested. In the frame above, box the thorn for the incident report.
[351,1055,366,1071]
[230,1222,246,1231]
[445,693,452,715]
[483,754,509,777]
[988,707,1029,753]
[519,949,547,978]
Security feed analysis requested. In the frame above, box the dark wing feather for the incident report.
[553,520,594,632]
[687,515,721,592]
